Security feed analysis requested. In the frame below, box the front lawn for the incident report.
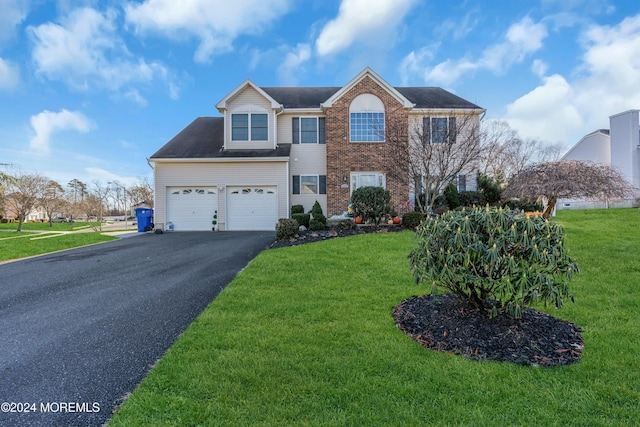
[0,232,117,262]
[0,221,100,231]
[108,209,640,426]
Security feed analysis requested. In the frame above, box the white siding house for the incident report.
[559,109,639,210]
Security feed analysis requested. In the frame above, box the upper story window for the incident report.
[292,117,326,144]
[349,94,385,143]
[232,113,268,141]
[424,116,457,144]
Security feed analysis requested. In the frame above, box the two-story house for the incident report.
[149,68,484,231]
[560,109,640,210]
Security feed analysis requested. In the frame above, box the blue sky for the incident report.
[1,0,640,187]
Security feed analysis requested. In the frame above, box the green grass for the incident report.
[0,221,100,231]
[108,209,640,427]
[0,231,117,261]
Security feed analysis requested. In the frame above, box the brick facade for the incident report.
[325,76,409,216]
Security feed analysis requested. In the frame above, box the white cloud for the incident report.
[28,7,171,97]
[0,57,20,90]
[277,43,311,85]
[30,109,94,154]
[316,0,417,56]
[505,74,583,144]
[403,16,549,86]
[505,14,640,145]
[0,0,29,42]
[125,0,291,63]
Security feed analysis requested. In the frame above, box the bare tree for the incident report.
[41,180,66,227]
[503,160,636,218]
[128,176,154,208]
[4,171,49,231]
[480,120,564,181]
[387,111,485,213]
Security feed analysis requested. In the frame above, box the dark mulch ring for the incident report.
[393,294,584,367]
[268,224,406,249]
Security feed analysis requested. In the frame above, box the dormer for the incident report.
[216,79,283,150]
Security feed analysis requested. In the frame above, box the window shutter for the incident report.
[293,175,300,194]
[422,117,430,144]
[292,117,299,144]
[449,117,457,143]
[319,118,326,144]
[319,175,326,194]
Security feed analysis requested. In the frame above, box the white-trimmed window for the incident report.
[423,116,457,144]
[292,117,326,144]
[293,175,327,195]
[232,113,268,141]
[349,94,385,143]
[350,172,386,193]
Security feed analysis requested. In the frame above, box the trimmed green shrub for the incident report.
[401,212,425,229]
[409,206,579,319]
[443,184,461,210]
[291,205,304,215]
[458,191,486,207]
[291,213,310,228]
[275,218,299,240]
[309,201,326,231]
[350,186,392,226]
[502,198,544,212]
[477,173,502,204]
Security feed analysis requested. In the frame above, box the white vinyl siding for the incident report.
[289,143,327,214]
[225,86,275,150]
[153,161,288,231]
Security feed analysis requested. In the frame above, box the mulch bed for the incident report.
[268,224,405,249]
[393,294,584,367]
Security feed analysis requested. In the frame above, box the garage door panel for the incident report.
[167,187,217,231]
[227,186,277,231]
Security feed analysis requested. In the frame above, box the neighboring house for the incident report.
[2,199,47,222]
[560,109,640,210]
[149,67,484,231]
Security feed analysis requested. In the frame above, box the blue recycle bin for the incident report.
[135,208,154,232]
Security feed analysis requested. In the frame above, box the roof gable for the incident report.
[215,79,281,112]
[323,67,414,109]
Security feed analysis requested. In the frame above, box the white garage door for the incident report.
[227,186,278,231]
[166,187,218,231]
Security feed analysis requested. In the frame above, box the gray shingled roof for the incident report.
[261,86,481,110]
[396,87,482,110]
[150,117,291,159]
[261,87,340,108]
[151,86,482,160]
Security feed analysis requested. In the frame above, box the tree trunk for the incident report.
[542,197,557,219]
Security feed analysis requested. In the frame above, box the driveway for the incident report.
[0,231,274,427]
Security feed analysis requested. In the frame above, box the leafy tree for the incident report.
[503,160,636,219]
[350,186,392,226]
[409,206,579,319]
[476,173,502,204]
[443,184,460,210]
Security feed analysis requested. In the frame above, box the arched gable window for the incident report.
[349,94,385,142]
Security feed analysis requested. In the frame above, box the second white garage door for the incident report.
[226,186,278,231]
[166,187,218,231]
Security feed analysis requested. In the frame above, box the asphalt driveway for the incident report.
[0,231,274,427]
